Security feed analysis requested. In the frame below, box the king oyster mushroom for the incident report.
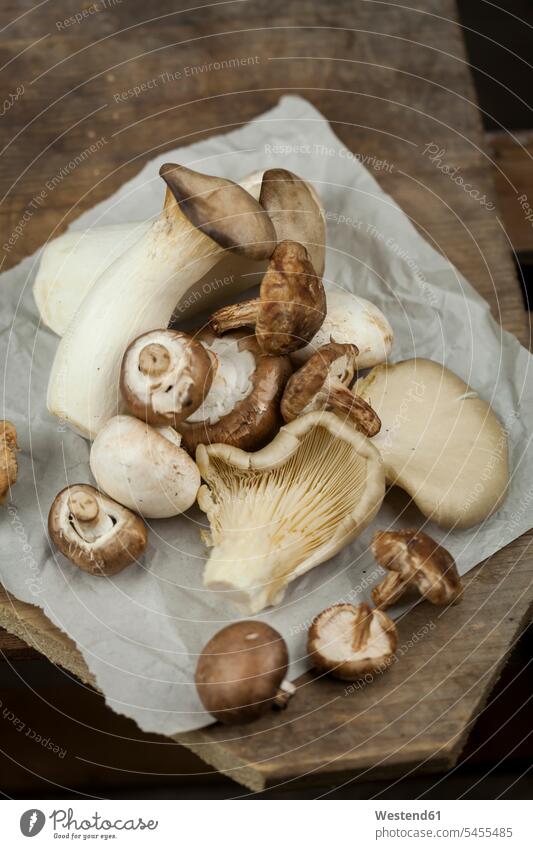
[209,240,326,355]
[371,529,463,608]
[291,289,394,368]
[177,329,291,454]
[90,415,200,519]
[281,342,381,437]
[47,164,277,438]
[196,411,385,614]
[355,359,509,527]
[196,621,295,725]
[120,329,213,426]
[48,484,147,575]
[307,602,398,681]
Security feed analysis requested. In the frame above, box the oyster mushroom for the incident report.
[281,342,381,437]
[355,359,509,527]
[120,329,213,426]
[177,329,291,454]
[196,411,385,614]
[48,484,147,575]
[209,240,326,355]
[195,621,295,725]
[90,415,200,519]
[307,603,397,681]
[0,420,18,503]
[291,289,394,368]
[47,164,276,438]
[371,529,463,608]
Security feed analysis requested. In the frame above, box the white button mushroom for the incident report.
[291,289,394,369]
[90,415,201,519]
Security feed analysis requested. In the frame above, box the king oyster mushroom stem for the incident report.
[355,358,509,527]
[209,240,326,355]
[177,329,291,454]
[371,529,463,607]
[281,342,381,437]
[90,415,200,519]
[46,164,277,438]
[196,410,385,614]
[291,288,394,368]
[0,420,18,504]
[48,484,147,576]
[120,329,214,426]
[307,602,398,681]
[33,170,267,338]
[195,621,295,725]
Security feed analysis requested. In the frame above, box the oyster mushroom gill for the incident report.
[196,411,385,614]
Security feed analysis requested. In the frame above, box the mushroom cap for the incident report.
[48,484,147,576]
[0,420,18,504]
[196,411,386,613]
[355,359,509,528]
[308,603,397,681]
[120,329,213,427]
[372,529,463,605]
[255,240,326,355]
[195,621,289,724]
[281,341,358,420]
[291,289,394,368]
[160,163,276,261]
[259,168,326,275]
[178,330,292,454]
[90,415,200,519]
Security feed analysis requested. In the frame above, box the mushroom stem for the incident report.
[68,490,100,523]
[351,602,373,652]
[273,679,296,710]
[210,299,259,335]
[326,378,381,438]
[138,343,171,377]
[372,571,409,609]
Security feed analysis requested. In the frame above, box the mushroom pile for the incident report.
[34,162,509,724]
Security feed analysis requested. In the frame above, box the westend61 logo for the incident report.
[19,807,159,837]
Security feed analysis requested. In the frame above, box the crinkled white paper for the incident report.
[1,96,532,735]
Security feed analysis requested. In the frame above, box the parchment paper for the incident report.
[1,96,532,735]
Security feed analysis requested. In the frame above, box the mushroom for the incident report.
[258,168,326,276]
[120,329,213,426]
[0,420,18,504]
[209,240,326,355]
[33,170,269,338]
[48,484,147,575]
[196,410,385,613]
[281,342,381,437]
[90,415,200,519]
[371,529,463,608]
[290,288,394,368]
[177,329,291,454]
[46,164,277,438]
[307,603,397,681]
[195,621,295,725]
[355,359,509,527]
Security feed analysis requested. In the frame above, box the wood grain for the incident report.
[0,0,532,792]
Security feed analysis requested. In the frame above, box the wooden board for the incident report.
[1,0,532,792]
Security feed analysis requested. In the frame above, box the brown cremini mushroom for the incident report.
[48,484,147,576]
[308,603,397,681]
[177,329,291,453]
[371,529,463,608]
[195,621,295,724]
[120,329,213,426]
[281,342,381,437]
[209,241,326,355]
[0,421,18,503]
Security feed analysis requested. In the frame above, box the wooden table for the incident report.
[1,0,532,793]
